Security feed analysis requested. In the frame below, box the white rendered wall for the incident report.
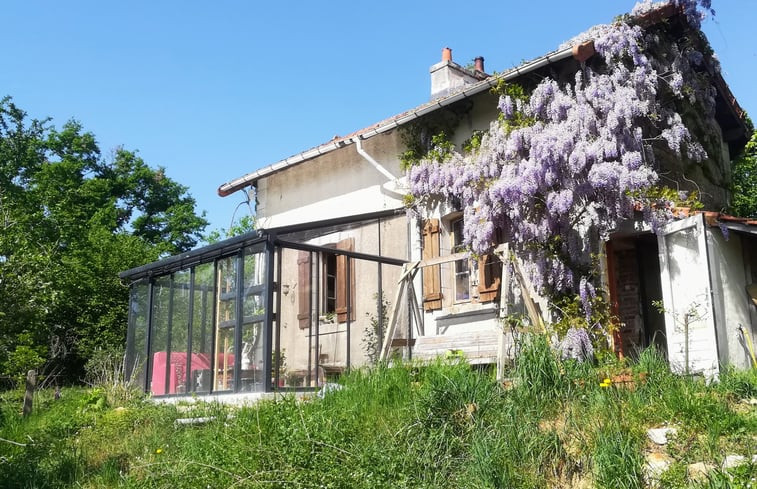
[707,230,754,369]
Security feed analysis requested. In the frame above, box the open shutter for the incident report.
[657,213,718,378]
[336,237,356,323]
[297,251,311,329]
[422,219,442,311]
[478,254,501,302]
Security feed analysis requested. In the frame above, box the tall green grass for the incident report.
[1,340,755,488]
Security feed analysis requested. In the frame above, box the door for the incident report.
[657,214,719,378]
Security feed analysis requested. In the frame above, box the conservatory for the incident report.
[121,211,408,397]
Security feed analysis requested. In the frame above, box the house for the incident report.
[121,2,754,398]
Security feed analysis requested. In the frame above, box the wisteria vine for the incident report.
[408,0,717,316]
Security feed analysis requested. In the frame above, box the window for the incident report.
[420,216,503,310]
[451,218,471,302]
[323,251,337,314]
[297,238,356,327]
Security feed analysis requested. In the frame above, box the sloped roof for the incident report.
[217,4,749,198]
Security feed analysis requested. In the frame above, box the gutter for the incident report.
[217,45,580,198]
[355,137,395,180]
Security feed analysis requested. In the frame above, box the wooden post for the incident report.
[22,369,36,417]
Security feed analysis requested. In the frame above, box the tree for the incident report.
[730,129,757,218]
[0,97,208,382]
[204,214,256,244]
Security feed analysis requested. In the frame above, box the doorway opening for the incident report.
[607,233,667,359]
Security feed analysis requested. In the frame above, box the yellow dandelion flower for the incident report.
[603,378,612,385]
[156,448,163,454]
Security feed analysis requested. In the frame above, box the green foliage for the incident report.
[462,129,485,153]
[84,346,143,406]
[0,97,208,383]
[592,427,644,489]
[204,214,256,244]
[400,130,456,170]
[490,80,535,132]
[730,129,757,217]
[513,333,564,401]
[398,105,469,170]
[3,332,47,384]
[627,185,705,210]
[550,292,616,356]
[716,364,757,399]
[362,293,389,365]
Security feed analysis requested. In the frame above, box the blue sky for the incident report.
[2,1,754,237]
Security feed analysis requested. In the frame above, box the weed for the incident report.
[512,333,564,402]
[592,426,644,489]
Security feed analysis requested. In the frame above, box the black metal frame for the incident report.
[123,210,408,397]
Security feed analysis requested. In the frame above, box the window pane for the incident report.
[455,259,471,301]
[451,218,470,301]
[214,256,237,391]
[241,247,265,392]
[148,276,171,395]
[191,262,214,393]
[452,219,466,253]
[324,252,337,314]
[168,269,191,394]
[126,281,149,390]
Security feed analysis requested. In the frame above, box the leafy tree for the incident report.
[0,97,208,382]
[204,214,256,244]
[730,129,757,218]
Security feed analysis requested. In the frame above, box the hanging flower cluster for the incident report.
[559,327,595,362]
[408,0,717,309]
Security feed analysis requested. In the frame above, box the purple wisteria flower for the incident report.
[559,327,595,362]
[407,0,716,318]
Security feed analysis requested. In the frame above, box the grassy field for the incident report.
[1,337,755,488]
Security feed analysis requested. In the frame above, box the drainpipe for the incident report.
[354,137,395,181]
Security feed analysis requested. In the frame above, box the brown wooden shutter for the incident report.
[478,254,501,302]
[297,251,311,329]
[421,219,442,310]
[336,237,355,323]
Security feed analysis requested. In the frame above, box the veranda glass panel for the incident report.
[277,247,313,387]
[214,256,237,391]
[191,262,215,393]
[240,247,266,391]
[168,269,191,394]
[125,281,149,390]
[148,276,171,395]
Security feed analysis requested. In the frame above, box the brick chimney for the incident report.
[429,48,487,100]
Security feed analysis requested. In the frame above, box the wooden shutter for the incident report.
[477,254,501,302]
[422,219,442,311]
[336,237,356,323]
[297,251,311,329]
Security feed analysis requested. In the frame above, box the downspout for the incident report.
[353,137,395,181]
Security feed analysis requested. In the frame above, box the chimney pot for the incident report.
[442,47,452,62]
[474,56,485,73]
